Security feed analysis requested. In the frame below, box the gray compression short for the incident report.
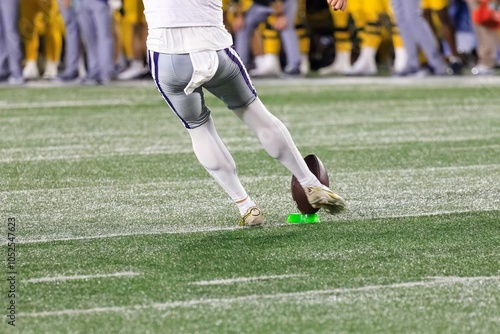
[148,47,257,129]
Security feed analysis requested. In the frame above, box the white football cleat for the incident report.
[346,47,377,76]
[23,60,40,80]
[239,206,264,226]
[305,185,346,214]
[249,54,281,77]
[43,61,59,79]
[318,51,352,76]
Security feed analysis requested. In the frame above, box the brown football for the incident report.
[291,154,330,214]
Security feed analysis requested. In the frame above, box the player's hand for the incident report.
[272,15,288,31]
[327,0,347,11]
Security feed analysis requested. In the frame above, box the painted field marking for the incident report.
[3,163,499,196]
[13,208,500,245]
[23,271,140,283]
[191,274,306,286]
[16,225,256,245]
[0,99,133,110]
[20,275,500,317]
[2,132,499,163]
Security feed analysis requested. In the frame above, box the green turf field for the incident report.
[1,78,499,333]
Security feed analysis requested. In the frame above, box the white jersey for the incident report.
[143,0,222,28]
[143,0,233,54]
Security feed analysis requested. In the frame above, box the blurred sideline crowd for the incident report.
[0,0,499,86]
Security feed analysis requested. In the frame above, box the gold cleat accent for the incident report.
[239,206,264,226]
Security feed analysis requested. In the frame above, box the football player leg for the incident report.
[386,0,407,73]
[296,0,311,75]
[347,0,380,76]
[20,0,41,80]
[148,49,265,226]
[318,3,352,76]
[422,0,462,74]
[118,0,148,80]
[0,0,23,84]
[57,0,80,80]
[149,48,345,225]
[206,49,345,214]
[42,0,63,79]
[391,0,448,75]
[250,21,282,77]
[234,3,272,68]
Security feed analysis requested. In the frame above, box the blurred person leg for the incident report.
[112,9,127,74]
[449,0,476,58]
[20,0,41,79]
[465,0,498,75]
[0,0,24,83]
[77,2,98,83]
[391,0,449,75]
[346,0,407,75]
[251,0,309,77]
[114,7,134,73]
[386,0,407,73]
[117,0,148,80]
[42,0,63,79]
[296,0,311,75]
[78,0,113,84]
[279,0,302,74]
[235,0,301,74]
[235,3,275,68]
[57,0,80,80]
[347,0,380,76]
[250,22,282,77]
[318,6,353,75]
[422,0,463,74]
[19,0,62,80]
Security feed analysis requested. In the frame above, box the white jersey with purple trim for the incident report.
[143,0,233,54]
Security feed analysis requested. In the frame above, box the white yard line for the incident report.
[20,275,500,317]
[2,163,499,196]
[426,276,500,282]
[254,76,500,88]
[23,271,140,283]
[1,134,499,163]
[448,144,500,151]
[191,274,306,286]
[14,208,499,245]
[0,100,132,110]
[17,225,251,244]
[0,149,193,163]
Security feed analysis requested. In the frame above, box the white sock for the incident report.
[187,117,256,215]
[235,196,257,216]
[234,98,322,189]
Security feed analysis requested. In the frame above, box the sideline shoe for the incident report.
[471,65,495,76]
[249,54,281,78]
[305,185,346,214]
[448,56,463,75]
[281,66,302,77]
[318,51,352,76]
[117,60,148,80]
[23,60,40,80]
[53,72,79,82]
[8,76,25,85]
[239,206,264,227]
[43,61,59,79]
